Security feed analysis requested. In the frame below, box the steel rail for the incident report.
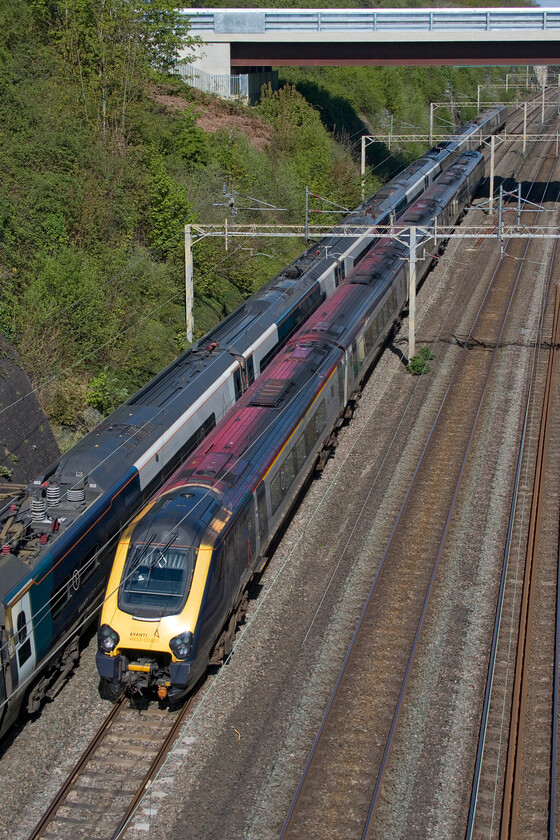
[552,507,560,840]
[110,693,196,840]
[280,165,543,840]
[27,691,195,840]
[27,693,127,839]
[501,281,560,840]
[465,230,559,840]
[279,127,558,840]
[363,201,542,840]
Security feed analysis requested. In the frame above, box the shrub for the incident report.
[407,346,434,375]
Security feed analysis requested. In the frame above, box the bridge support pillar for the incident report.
[182,41,232,76]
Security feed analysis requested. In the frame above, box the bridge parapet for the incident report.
[184,7,560,34]
[180,7,560,73]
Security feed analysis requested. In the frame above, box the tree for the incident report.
[40,0,197,138]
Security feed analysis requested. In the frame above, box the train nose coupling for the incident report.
[157,684,168,700]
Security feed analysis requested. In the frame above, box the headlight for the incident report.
[169,631,193,660]
[98,624,120,653]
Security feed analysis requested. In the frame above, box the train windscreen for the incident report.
[119,539,195,618]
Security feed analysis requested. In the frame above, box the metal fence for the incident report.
[175,64,249,100]
[175,64,277,104]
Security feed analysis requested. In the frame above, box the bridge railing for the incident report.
[183,7,560,33]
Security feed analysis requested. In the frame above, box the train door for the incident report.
[246,356,255,387]
[256,483,268,550]
[335,261,344,287]
[233,369,243,402]
[10,591,36,689]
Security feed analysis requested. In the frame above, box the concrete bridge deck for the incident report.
[180,7,560,73]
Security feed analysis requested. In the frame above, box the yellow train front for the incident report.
[96,484,240,702]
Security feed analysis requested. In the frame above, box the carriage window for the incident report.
[358,337,366,366]
[352,342,359,377]
[247,505,256,563]
[304,402,327,452]
[270,448,298,516]
[282,450,297,487]
[295,433,306,471]
[247,356,255,387]
[51,577,71,621]
[16,610,31,667]
[315,401,327,435]
[335,262,344,286]
[79,545,100,585]
[16,611,27,644]
[270,470,284,515]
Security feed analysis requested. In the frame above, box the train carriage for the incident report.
[0,108,504,736]
[97,151,485,702]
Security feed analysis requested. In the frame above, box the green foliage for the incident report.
[0,466,13,481]
[37,0,196,138]
[87,369,129,414]
[258,84,334,192]
[147,150,194,257]
[0,0,514,441]
[407,346,435,375]
[176,110,209,169]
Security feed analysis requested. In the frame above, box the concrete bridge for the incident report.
[180,7,560,75]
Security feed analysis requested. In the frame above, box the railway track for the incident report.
[24,97,556,840]
[28,694,193,840]
[279,130,560,840]
[466,220,560,836]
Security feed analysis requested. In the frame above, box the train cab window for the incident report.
[234,369,243,401]
[119,543,195,619]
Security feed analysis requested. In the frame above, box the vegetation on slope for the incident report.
[0,0,518,446]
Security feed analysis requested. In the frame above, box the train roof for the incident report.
[157,338,337,505]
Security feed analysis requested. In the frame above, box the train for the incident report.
[0,104,505,738]
[96,150,485,702]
